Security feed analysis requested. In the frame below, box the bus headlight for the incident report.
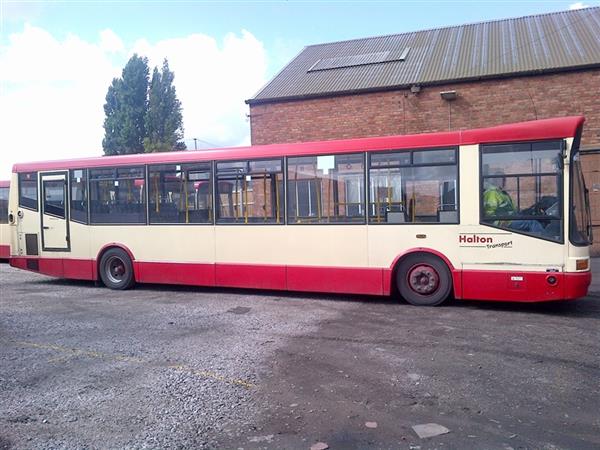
[576,259,589,271]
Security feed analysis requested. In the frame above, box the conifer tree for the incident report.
[143,59,186,152]
[102,54,150,155]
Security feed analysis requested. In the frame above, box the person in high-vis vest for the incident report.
[483,174,545,234]
[483,176,515,219]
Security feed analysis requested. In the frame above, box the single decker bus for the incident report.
[0,180,9,259]
[6,116,592,305]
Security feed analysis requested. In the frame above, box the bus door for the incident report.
[40,172,70,251]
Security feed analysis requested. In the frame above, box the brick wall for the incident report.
[249,68,600,254]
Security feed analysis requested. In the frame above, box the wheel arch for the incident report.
[387,248,461,298]
[94,243,137,281]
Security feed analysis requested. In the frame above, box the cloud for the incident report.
[99,29,125,54]
[0,25,268,179]
[0,24,120,179]
[569,2,590,9]
[132,30,267,149]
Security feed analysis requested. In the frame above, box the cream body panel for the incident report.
[459,225,564,272]
[0,224,9,249]
[10,174,41,256]
[367,225,460,268]
[87,225,215,263]
[216,225,368,266]
[59,221,89,259]
[8,173,19,255]
[458,144,480,226]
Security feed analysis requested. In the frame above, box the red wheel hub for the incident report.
[407,264,440,295]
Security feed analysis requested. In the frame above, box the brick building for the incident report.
[246,7,600,253]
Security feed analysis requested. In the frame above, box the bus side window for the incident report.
[148,163,213,224]
[287,153,365,224]
[368,148,458,224]
[216,159,283,224]
[19,172,38,211]
[70,169,88,224]
[480,141,563,242]
[89,166,146,224]
[0,187,8,224]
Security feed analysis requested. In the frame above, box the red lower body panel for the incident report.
[0,245,9,259]
[10,257,93,280]
[8,256,591,302]
[137,261,216,287]
[287,265,383,295]
[461,270,591,302]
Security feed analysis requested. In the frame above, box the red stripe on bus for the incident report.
[8,256,590,302]
[0,245,9,259]
[12,116,584,173]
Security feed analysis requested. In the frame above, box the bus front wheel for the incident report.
[396,253,452,306]
[99,248,135,290]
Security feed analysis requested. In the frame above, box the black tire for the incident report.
[99,248,135,290]
[396,253,452,306]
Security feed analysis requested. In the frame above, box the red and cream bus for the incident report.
[6,117,592,305]
[0,180,10,259]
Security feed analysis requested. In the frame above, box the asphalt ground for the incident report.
[0,262,599,450]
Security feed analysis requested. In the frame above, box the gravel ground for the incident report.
[1,263,599,449]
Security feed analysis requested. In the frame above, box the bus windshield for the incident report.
[570,151,592,246]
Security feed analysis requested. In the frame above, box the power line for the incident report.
[184,137,218,149]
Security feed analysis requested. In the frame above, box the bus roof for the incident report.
[12,116,584,173]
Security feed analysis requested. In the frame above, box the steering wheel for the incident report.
[522,195,558,217]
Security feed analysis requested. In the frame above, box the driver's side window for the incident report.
[480,141,563,243]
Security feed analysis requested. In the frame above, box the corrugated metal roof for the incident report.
[248,7,600,104]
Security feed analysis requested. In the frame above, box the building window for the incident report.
[148,163,212,224]
[369,148,458,223]
[70,169,88,224]
[18,172,38,211]
[0,186,8,224]
[89,166,146,224]
[480,141,562,242]
[287,153,365,224]
[216,159,283,224]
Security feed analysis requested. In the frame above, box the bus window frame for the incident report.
[569,150,592,247]
[69,168,89,225]
[0,186,9,224]
[479,139,565,244]
[146,162,214,226]
[18,172,39,212]
[366,146,460,225]
[215,156,285,226]
[286,151,368,226]
[88,165,148,226]
[42,178,67,220]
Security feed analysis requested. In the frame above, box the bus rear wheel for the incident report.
[396,253,452,306]
[99,248,135,290]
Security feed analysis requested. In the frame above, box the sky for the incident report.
[0,0,598,179]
